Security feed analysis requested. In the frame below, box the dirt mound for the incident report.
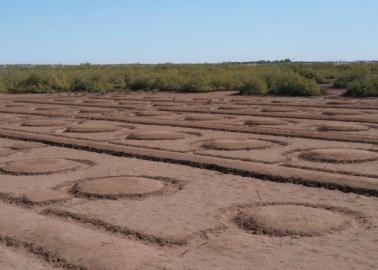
[184,115,223,121]
[72,176,166,198]
[0,158,83,175]
[127,131,186,140]
[0,148,13,157]
[299,148,378,163]
[21,119,67,127]
[317,124,369,132]
[66,122,122,133]
[202,139,272,151]
[245,118,287,126]
[9,141,46,151]
[261,107,297,113]
[234,204,351,237]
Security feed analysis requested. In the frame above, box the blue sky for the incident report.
[0,0,377,64]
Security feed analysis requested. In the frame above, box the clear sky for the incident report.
[0,0,377,64]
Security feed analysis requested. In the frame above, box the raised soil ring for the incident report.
[71,176,177,199]
[21,119,67,127]
[184,115,223,121]
[127,131,186,140]
[65,122,122,133]
[299,148,378,164]
[9,141,46,151]
[0,158,86,175]
[202,139,273,151]
[0,148,14,157]
[316,124,369,132]
[234,204,352,237]
[245,118,287,126]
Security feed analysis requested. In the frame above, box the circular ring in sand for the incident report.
[0,158,87,175]
[184,115,223,121]
[127,131,186,140]
[234,203,352,237]
[35,106,65,111]
[316,124,369,132]
[202,139,273,151]
[65,122,122,133]
[271,100,290,104]
[71,176,179,199]
[79,108,113,113]
[5,103,28,108]
[326,100,355,105]
[299,148,378,164]
[21,119,67,127]
[9,141,46,151]
[83,99,109,104]
[135,111,170,117]
[261,107,297,113]
[218,105,249,110]
[245,118,287,126]
[323,110,361,116]
[0,148,14,157]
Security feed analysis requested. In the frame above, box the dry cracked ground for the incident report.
[0,89,377,270]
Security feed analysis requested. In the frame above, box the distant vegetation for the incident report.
[0,62,377,96]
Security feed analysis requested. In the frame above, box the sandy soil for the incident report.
[0,91,377,270]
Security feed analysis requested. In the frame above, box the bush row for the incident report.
[0,63,375,96]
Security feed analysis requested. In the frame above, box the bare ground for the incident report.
[0,90,377,269]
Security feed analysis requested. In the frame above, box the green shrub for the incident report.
[266,72,322,96]
[334,65,371,88]
[345,76,378,97]
[238,77,268,95]
[11,73,52,93]
[70,77,95,92]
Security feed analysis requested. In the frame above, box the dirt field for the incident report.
[0,90,377,270]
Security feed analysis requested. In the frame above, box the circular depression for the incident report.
[0,158,86,175]
[245,118,287,126]
[299,148,378,164]
[127,131,186,140]
[66,122,122,133]
[202,139,272,151]
[22,119,67,127]
[316,124,369,132]
[9,141,46,151]
[72,176,167,198]
[234,204,352,237]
